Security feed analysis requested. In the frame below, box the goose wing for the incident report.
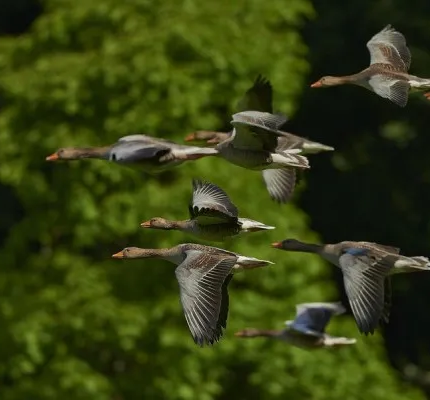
[230,111,288,151]
[175,250,236,346]
[189,180,238,224]
[339,247,394,334]
[289,302,345,336]
[110,140,170,163]
[235,75,273,113]
[262,168,296,203]
[366,24,411,72]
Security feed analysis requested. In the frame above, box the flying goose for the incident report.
[235,302,356,349]
[271,238,430,334]
[216,111,310,203]
[141,179,275,242]
[46,134,218,173]
[112,243,273,346]
[311,25,430,107]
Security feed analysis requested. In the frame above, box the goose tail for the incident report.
[323,335,357,347]
[302,142,335,154]
[394,256,430,271]
[238,218,276,232]
[235,256,274,270]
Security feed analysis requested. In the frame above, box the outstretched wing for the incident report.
[118,134,176,145]
[175,251,236,346]
[230,111,288,151]
[189,180,238,224]
[110,141,170,163]
[339,249,394,334]
[290,302,345,336]
[235,75,273,113]
[262,168,296,203]
[368,75,410,107]
[366,24,411,72]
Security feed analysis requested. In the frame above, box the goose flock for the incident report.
[46,25,430,348]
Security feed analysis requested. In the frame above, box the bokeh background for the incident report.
[1,0,430,399]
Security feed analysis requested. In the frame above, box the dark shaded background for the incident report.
[1,0,430,398]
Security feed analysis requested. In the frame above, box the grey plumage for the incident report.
[311,25,430,107]
[110,134,218,171]
[339,251,394,334]
[46,133,218,172]
[235,301,356,348]
[190,179,238,223]
[366,24,411,71]
[175,251,236,346]
[235,74,274,113]
[287,302,346,336]
[112,243,273,346]
[216,110,310,203]
[142,180,275,242]
[272,239,430,335]
[262,169,297,203]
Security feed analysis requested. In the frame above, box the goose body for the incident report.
[184,75,333,155]
[216,111,310,203]
[185,130,334,155]
[187,75,332,202]
[112,243,273,346]
[46,134,218,173]
[235,302,356,349]
[271,239,430,335]
[311,25,430,107]
[141,179,275,242]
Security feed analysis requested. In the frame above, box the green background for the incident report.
[1,0,429,398]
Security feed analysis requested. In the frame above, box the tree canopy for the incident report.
[0,0,428,399]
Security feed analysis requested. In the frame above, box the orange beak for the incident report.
[310,81,323,88]
[46,153,59,161]
[112,251,124,258]
[184,133,196,142]
[140,221,151,228]
[271,242,282,249]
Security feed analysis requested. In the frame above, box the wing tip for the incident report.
[192,331,224,347]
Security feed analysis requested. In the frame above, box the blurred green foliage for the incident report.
[0,0,426,399]
[294,2,430,395]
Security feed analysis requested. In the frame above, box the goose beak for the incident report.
[46,153,59,161]
[271,242,283,249]
[184,133,196,142]
[112,251,124,258]
[310,81,322,88]
[140,221,151,228]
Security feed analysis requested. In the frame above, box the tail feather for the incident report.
[394,256,430,271]
[323,335,357,347]
[411,256,430,263]
[302,142,335,154]
[235,256,274,269]
[238,218,276,232]
[411,256,430,268]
